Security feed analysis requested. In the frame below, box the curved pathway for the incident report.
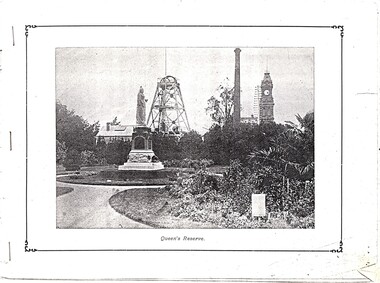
[56,181,162,228]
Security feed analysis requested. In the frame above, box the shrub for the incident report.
[165,158,315,228]
[63,149,81,171]
[289,179,315,217]
[69,174,84,179]
[289,213,315,229]
[80,150,98,166]
[104,140,131,165]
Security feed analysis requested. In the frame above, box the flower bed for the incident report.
[165,163,315,229]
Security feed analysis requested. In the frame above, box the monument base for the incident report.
[118,163,164,171]
[118,149,164,171]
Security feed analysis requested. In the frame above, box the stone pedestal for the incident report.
[118,149,164,171]
[118,126,164,171]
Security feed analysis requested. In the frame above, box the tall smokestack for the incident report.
[233,48,241,127]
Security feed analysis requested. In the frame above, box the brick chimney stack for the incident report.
[233,48,241,127]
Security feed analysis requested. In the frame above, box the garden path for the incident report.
[56,181,157,228]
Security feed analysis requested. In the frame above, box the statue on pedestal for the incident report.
[136,86,147,126]
[118,86,164,171]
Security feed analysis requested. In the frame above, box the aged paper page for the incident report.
[0,0,378,281]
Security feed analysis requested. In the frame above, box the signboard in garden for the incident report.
[252,194,266,217]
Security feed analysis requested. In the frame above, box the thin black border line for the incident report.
[37,24,333,28]
[36,249,332,252]
[25,26,29,242]
[341,29,344,243]
[24,24,344,253]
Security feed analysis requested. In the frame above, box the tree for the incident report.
[95,138,107,164]
[202,121,286,165]
[56,101,99,154]
[203,124,224,164]
[249,112,314,180]
[282,111,314,178]
[248,112,315,212]
[152,133,181,161]
[178,130,204,160]
[56,140,67,165]
[63,149,81,171]
[206,78,234,126]
[105,140,131,165]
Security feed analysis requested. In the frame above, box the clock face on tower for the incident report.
[264,89,270,96]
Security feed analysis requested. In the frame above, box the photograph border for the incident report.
[24,24,344,253]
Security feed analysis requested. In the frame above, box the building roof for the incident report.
[96,124,134,137]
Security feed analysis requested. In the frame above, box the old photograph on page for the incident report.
[0,1,378,281]
[55,47,315,230]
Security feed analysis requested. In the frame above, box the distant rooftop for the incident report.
[96,124,134,137]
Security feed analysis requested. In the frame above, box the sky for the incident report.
[56,47,314,133]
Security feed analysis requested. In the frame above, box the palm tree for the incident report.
[283,111,314,177]
[249,111,314,184]
[248,112,314,213]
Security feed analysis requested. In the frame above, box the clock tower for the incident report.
[259,71,274,123]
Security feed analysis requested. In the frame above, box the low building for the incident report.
[241,115,258,124]
[96,123,134,143]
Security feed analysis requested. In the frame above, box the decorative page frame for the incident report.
[24,24,344,254]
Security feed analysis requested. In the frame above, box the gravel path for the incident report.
[56,181,162,228]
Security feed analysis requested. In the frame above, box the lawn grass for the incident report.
[57,174,171,186]
[98,169,176,180]
[56,168,194,186]
[109,187,218,228]
[56,164,117,175]
[56,186,74,197]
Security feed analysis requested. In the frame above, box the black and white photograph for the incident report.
[56,47,315,229]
